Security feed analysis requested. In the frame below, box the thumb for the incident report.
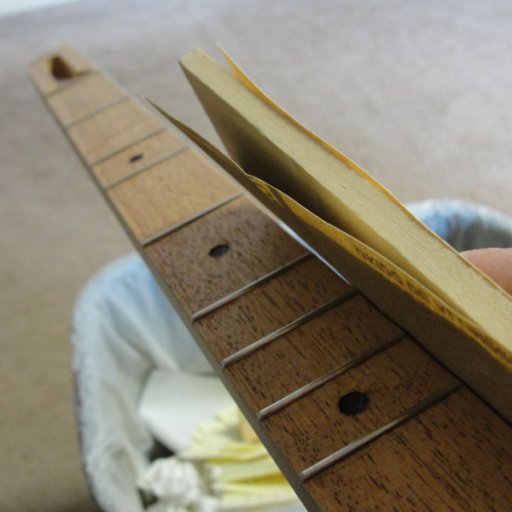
[462,248,512,296]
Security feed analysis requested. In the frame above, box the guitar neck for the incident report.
[30,47,512,511]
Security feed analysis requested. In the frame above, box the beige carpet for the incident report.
[2,1,512,510]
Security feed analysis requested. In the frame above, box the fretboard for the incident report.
[30,47,512,512]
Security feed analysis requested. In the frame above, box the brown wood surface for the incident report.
[195,257,351,361]
[226,295,402,411]
[145,195,307,314]
[263,338,457,471]
[30,47,512,512]
[306,388,512,511]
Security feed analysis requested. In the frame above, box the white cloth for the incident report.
[72,254,212,512]
[139,370,234,453]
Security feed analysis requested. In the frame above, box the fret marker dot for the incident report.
[129,153,144,163]
[209,243,230,258]
[338,391,369,416]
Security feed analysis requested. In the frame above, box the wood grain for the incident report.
[47,73,126,126]
[262,338,457,471]
[145,196,307,314]
[305,388,512,511]
[92,129,186,187]
[68,98,162,164]
[226,294,402,411]
[195,256,353,360]
[109,149,240,241]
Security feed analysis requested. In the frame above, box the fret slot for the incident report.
[304,388,512,510]
[145,196,307,316]
[141,192,244,247]
[92,129,187,187]
[261,338,458,472]
[195,256,352,361]
[221,291,358,368]
[64,96,130,128]
[226,294,403,412]
[67,98,162,164]
[300,382,462,481]
[191,253,312,322]
[106,146,189,190]
[89,127,166,167]
[108,149,239,242]
[47,73,126,126]
[257,333,407,420]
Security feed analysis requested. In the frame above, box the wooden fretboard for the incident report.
[30,47,512,511]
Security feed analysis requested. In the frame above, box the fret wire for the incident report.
[257,333,407,420]
[191,253,312,322]
[45,69,100,98]
[105,146,190,190]
[221,289,359,369]
[300,381,463,482]
[140,192,244,247]
[64,96,130,129]
[88,127,167,167]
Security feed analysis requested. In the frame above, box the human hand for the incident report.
[462,248,512,295]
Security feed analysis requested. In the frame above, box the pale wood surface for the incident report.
[31,47,512,512]
[47,73,126,126]
[68,98,162,164]
[108,148,240,241]
[28,46,94,95]
[93,129,186,187]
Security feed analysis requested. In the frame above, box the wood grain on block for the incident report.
[145,196,307,315]
[195,257,352,361]
[109,149,240,242]
[92,129,186,187]
[226,295,403,411]
[68,98,162,164]
[29,46,94,95]
[47,73,126,126]
[305,388,512,511]
[262,338,457,471]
